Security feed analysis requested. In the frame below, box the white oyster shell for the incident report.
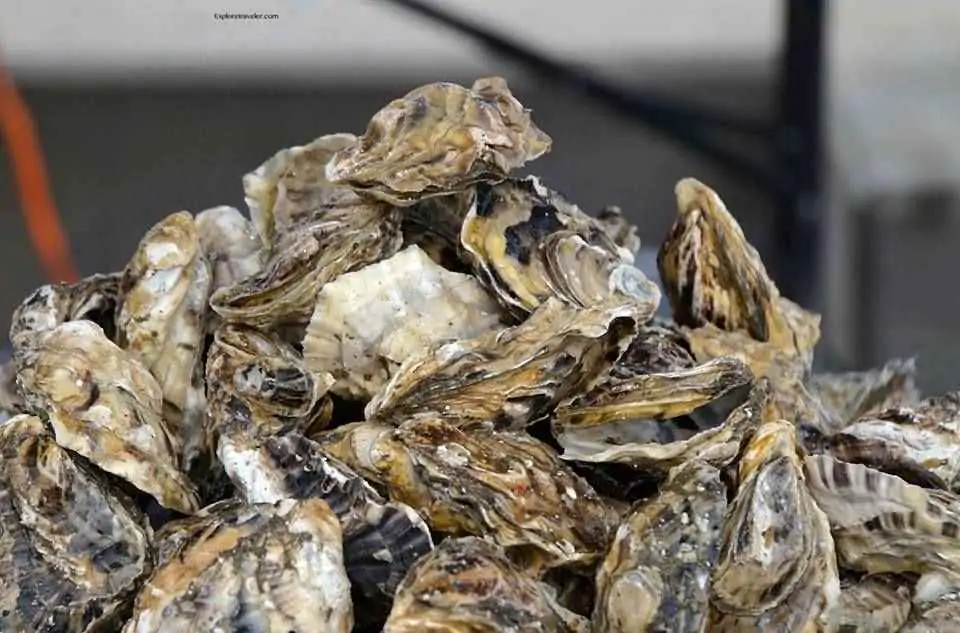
[303,245,503,399]
[195,205,265,292]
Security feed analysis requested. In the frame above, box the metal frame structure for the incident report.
[381,0,827,310]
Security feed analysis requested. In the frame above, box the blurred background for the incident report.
[1,0,960,393]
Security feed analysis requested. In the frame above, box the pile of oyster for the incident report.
[0,76,956,633]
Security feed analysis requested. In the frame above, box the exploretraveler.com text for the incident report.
[214,12,279,20]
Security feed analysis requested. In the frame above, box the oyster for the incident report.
[116,211,212,469]
[319,418,613,571]
[595,204,642,263]
[710,420,841,632]
[0,356,21,421]
[195,204,265,292]
[554,366,761,471]
[657,177,820,359]
[15,320,199,514]
[303,244,503,400]
[206,323,334,438]
[384,536,588,633]
[326,77,552,206]
[209,195,403,331]
[903,594,960,632]
[9,271,122,353]
[804,454,960,585]
[593,459,728,633]
[836,575,912,633]
[366,297,640,430]
[218,431,433,605]
[0,414,151,632]
[809,358,920,426]
[124,498,353,633]
[243,132,359,246]
[461,176,660,317]
[611,320,696,377]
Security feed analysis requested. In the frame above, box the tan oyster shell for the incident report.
[710,420,840,632]
[0,414,151,633]
[804,454,960,583]
[809,358,920,426]
[836,575,912,633]
[302,244,504,400]
[9,271,122,353]
[366,297,641,429]
[195,204,265,292]
[123,498,353,633]
[594,459,728,633]
[461,177,660,317]
[385,537,588,633]
[242,132,359,246]
[209,198,403,331]
[15,320,199,514]
[116,211,212,468]
[326,77,552,206]
[658,177,821,360]
[206,324,334,437]
[903,595,960,632]
[554,367,763,471]
[318,418,613,572]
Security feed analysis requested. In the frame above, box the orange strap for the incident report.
[0,60,79,284]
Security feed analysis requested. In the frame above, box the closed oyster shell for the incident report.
[809,358,920,426]
[804,454,960,583]
[218,431,433,604]
[209,197,403,330]
[710,420,840,632]
[16,320,199,514]
[116,211,212,469]
[366,297,641,430]
[384,536,588,633]
[657,177,820,360]
[124,498,353,633]
[594,459,728,633]
[303,244,503,400]
[554,366,762,471]
[195,205,265,292]
[9,271,122,353]
[326,77,551,206]
[461,177,660,317]
[836,575,912,633]
[206,324,334,438]
[242,132,359,246]
[0,414,151,633]
[318,418,613,571]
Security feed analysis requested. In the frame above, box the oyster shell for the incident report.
[593,459,727,633]
[809,358,920,426]
[595,204,642,263]
[710,420,841,632]
[326,77,552,206]
[903,594,960,632]
[318,418,613,571]
[15,320,199,514]
[611,320,696,377]
[116,211,213,469]
[384,536,588,633]
[366,297,640,430]
[206,323,334,438]
[303,244,503,400]
[218,431,433,604]
[0,414,151,632]
[401,189,475,271]
[124,498,353,633]
[554,366,761,471]
[836,575,912,633]
[461,177,660,317]
[195,204,265,292]
[804,454,960,584]
[657,177,820,360]
[209,196,403,331]
[0,356,22,421]
[9,271,122,353]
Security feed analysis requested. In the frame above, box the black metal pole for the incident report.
[775,0,826,309]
